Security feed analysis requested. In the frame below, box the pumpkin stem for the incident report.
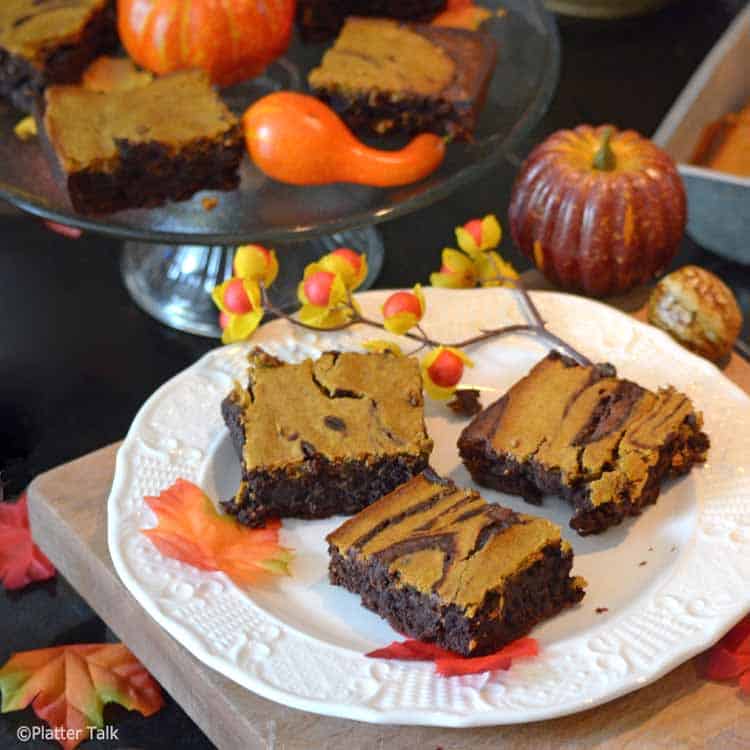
[592,127,616,171]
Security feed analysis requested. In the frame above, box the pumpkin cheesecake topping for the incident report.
[0,0,109,64]
[44,71,239,173]
[230,349,431,471]
[309,17,456,97]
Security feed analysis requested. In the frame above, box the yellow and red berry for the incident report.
[304,270,336,307]
[223,278,255,314]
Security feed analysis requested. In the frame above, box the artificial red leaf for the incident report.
[142,479,293,586]
[703,647,750,681]
[366,640,455,661]
[0,494,56,590]
[0,643,163,750]
[43,221,82,239]
[435,637,539,677]
[717,616,750,654]
[366,636,539,677]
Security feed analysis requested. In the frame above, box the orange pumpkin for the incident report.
[117,0,295,87]
[509,125,686,297]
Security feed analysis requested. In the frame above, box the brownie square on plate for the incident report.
[458,351,710,535]
[327,470,586,656]
[222,348,434,527]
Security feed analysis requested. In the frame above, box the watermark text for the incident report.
[17,725,119,743]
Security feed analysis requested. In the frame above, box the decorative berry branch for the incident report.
[259,282,590,365]
[213,216,591,402]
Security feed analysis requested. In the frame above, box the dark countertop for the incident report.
[1,1,748,747]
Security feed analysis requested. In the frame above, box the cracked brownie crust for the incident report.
[222,349,433,527]
[458,352,710,536]
[327,470,586,656]
[0,0,117,112]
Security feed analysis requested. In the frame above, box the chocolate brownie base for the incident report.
[62,132,243,215]
[297,0,446,41]
[221,394,429,527]
[329,541,584,656]
[0,2,116,112]
[314,88,480,141]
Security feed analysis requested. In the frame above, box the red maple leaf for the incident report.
[366,637,538,677]
[701,615,750,694]
[716,616,750,654]
[366,640,455,661]
[0,643,163,750]
[0,493,56,590]
[43,221,82,239]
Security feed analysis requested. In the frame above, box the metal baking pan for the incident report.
[654,3,750,264]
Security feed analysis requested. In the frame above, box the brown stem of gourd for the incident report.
[259,280,591,367]
[592,126,616,171]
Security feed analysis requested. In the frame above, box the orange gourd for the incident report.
[242,92,446,187]
[117,0,295,87]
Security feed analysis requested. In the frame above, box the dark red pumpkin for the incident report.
[118,0,295,87]
[509,125,686,297]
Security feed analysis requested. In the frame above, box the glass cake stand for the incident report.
[0,0,559,338]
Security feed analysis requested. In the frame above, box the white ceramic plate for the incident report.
[108,288,750,727]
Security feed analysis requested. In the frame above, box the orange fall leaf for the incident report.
[0,643,163,750]
[432,1,495,30]
[142,479,294,585]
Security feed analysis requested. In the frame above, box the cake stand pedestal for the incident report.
[120,226,384,338]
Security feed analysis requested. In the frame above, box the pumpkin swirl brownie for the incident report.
[458,351,710,536]
[327,470,586,656]
[0,0,116,112]
[42,70,243,214]
[308,17,496,140]
[222,349,433,528]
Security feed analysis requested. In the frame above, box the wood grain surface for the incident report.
[27,305,750,750]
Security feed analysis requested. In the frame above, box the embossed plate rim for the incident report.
[108,288,750,726]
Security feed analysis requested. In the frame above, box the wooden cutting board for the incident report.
[27,305,750,750]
